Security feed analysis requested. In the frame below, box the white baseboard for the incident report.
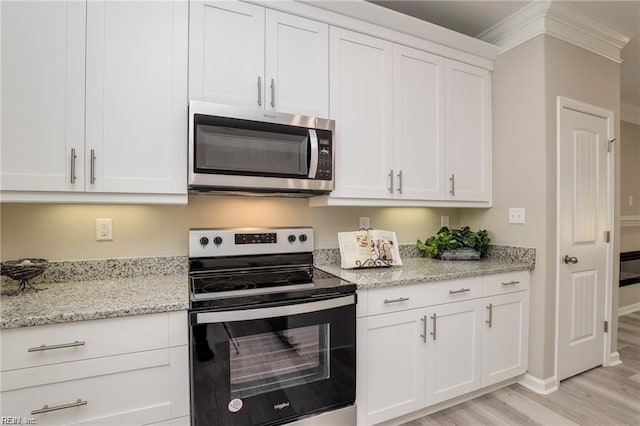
[618,303,640,317]
[607,351,622,367]
[517,374,558,395]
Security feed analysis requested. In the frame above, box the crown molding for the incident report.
[478,0,632,63]
[621,101,640,125]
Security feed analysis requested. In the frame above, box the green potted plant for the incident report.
[417,226,491,260]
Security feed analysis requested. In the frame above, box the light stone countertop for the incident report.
[0,273,188,329]
[315,256,534,290]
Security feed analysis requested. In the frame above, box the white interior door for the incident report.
[558,104,611,381]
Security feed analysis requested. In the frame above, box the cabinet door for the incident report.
[357,311,425,425]
[0,0,85,192]
[265,10,328,117]
[329,27,393,199]
[482,291,529,386]
[189,0,264,108]
[445,59,491,202]
[85,0,188,194]
[425,299,483,406]
[393,45,446,200]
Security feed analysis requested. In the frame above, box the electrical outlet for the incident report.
[96,218,113,241]
[508,208,525,224]
[359,217,370,230]
[441,216,450,227]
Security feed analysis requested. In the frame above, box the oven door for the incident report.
[189,295,356,426]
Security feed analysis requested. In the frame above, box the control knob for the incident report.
[199,236,209,246]
[288,234,296,243]
[299,234,308,242]
[213,236,223,245]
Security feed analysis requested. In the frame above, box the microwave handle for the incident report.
[308,129,319,178]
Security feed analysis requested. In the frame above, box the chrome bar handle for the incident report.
[28,340,85,352]
[257,76,262,106]
[31,399,87,415]
[90,149,96,184]
[420,315,427,343]
[383,297,409,304]
[430,313,437,340]
[449,288,471,295]
[449,174,455,196]
[502,280,520,286]
[388,169,394,193]
[486,303,493,328]
[270,78,275,108]
[397,170,403,194]
[70,148,77,184]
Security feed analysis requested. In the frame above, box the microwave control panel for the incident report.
[316,134,333,180]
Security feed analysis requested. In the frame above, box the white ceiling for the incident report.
[370,0,640,108]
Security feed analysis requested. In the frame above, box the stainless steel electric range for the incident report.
[188,227,356,426]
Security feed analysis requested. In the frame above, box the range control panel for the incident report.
[189,227,314,258]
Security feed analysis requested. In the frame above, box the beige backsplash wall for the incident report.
[0,196,461,261]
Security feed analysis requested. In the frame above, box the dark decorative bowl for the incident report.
[1,258,48,291]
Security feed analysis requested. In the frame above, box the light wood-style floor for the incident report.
[403,311,640,426]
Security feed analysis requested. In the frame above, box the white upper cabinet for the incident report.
[85,1,188,195]
[329,27,393,199]
[393,45,446,200]
[1,0,188,203]
[445,59,491,202]
[189,1,329,118]
[1,1,86,192]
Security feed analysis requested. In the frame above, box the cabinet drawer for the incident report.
[1,350,173,425]
[482,271,530,297]
[0,313,169,371]
[367,277,481,315]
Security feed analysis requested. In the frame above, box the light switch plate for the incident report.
[508,208,525,224]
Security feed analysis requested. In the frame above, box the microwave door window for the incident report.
[196,125,309,177]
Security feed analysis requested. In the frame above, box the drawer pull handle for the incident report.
[420,315,427,343]
[502,280,520,286]
[384,297,409,304]
[28,340,85,352]
[449,288,471,295]
[31,398,87,415]
[430,313,437,340]
[486,303,493,328]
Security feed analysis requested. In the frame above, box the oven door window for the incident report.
[229,324,329,399]
[195,124,309,178]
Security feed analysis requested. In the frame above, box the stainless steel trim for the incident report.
[397,170,403,194]
[70,148,77,184]
[192,283,315,300]
[563,255,578,264]
[286,403,356,426]
[449,288,471,294]
[430,313,437,340]
[270,78,275,108]
[383,297,409,304]
[388,169,394,194]
[196,295,355,324]
[501,280,520,286]
[449,174,455,196]
[32,399,87,415]
[28,340,85,352]
[90,149,96,184]
[308,129,319,178]
[486,303,493,328]
[257,76,262,106]
[421,315,427,343]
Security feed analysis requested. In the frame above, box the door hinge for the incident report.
[607,138,616,153]
[604,320,609,333]
[604,230,611,243]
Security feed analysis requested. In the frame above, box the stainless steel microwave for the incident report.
[188,101,335,195]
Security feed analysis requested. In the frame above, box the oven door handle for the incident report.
[195,295,355,324]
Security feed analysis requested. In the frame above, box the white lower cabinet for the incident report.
[356,271,529,425]
[0,311,189,425]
